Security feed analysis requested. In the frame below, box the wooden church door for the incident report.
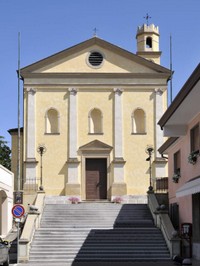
[86,158,107,200]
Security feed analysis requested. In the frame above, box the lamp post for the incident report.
[145,145,154,191]
[37,144,46,191]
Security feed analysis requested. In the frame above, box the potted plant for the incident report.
[112,196,123,204]
[68,197,80,204]
[172,173,180,183]
[188,150,199,165]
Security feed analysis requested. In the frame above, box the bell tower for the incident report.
[136,23,162,64]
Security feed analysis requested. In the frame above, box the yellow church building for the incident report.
[9,23,171,203]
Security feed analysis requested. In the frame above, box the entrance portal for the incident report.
[86,158,107,200]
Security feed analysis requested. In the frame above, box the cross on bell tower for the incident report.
[144,13,151,26]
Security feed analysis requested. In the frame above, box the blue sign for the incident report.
[12,204,25,218]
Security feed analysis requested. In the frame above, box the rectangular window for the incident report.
[174,150,181,175]
[190,124,199,152]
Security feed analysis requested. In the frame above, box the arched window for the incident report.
[146,37,152,48]
[132,108,146,134]
[89,108,103,134]
[45,108,60,134]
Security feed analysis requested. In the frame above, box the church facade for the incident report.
[10,24,171,202]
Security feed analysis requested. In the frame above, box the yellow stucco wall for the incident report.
[123,90,154,195]
[77,90,113,147]
[40,45,155,74]
[35,90,68,195]
[23,86,159,196]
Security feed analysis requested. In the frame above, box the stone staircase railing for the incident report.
[147,191,181,258]
[18,191,45,263]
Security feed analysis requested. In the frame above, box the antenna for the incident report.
[170,34,173,104]
[17,32,21,192]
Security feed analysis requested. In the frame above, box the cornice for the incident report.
[21,72,170,79]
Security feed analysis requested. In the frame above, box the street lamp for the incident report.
[37,144,47,191]
[145,145,154,191]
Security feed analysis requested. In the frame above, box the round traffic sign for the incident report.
[12,204,25,218]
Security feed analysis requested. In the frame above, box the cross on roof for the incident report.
[93,27,98,37]
[144,13,151,26]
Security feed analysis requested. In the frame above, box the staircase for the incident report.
[28,201,170,265]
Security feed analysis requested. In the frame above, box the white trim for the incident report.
[176,177,200,197]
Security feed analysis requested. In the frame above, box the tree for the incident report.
[0,136,11,170]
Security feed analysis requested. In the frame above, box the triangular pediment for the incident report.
[20,37,170,77]
[79,140,113,152]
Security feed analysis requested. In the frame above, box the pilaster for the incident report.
[154,88,167,178]
[26,88,36,160]
[66,88,80,195]
[114,88,123,158]
[112,88,127,196]
[25,88,37,188]
[68,88,78,158]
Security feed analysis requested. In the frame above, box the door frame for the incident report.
[81,154,110,200]
[79,140,113,201]
[85,158,107,200]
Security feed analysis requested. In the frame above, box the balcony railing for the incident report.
[22,178,41,192]
[155,177,168,193]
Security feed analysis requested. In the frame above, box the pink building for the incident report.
[158,64,200,260]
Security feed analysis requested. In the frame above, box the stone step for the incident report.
[30,244,168,252]
[31,244,168,250]
[28,202,170,264]
[33,233,165,238]
[29,254,170,261]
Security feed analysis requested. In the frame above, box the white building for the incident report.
[0,164,13,237]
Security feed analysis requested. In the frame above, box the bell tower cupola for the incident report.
[136,23,162,64]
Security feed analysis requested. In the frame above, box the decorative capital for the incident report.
[114,88,123,95]
[68,87,78,95]
[154,88,164,95]
[27,87,36,95]
[67,158,80,164]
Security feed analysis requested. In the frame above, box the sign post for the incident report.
[12,204,25,264]
[12,204,25,218]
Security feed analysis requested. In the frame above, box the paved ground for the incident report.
[10,258,199,266]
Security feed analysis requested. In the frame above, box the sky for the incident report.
[0,0,200,145]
